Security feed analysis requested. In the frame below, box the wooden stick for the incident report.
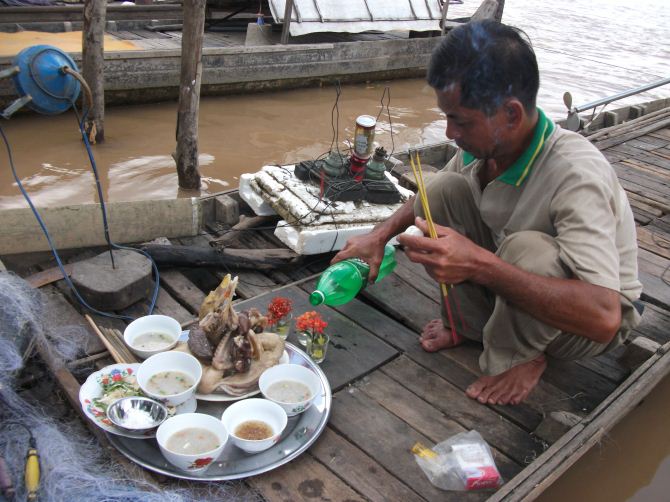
[84,314,138,364]
[102,327,140,364]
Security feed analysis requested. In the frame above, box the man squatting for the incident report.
[332,20,642,406]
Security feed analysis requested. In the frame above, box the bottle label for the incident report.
[343,258,366,286]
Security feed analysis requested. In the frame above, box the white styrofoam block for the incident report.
[274,220,379,255]
[239,173,276,216]
[385,171,415,198]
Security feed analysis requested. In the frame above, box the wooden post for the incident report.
[440,0,450,35]
[281,0,294,44]
[82,0,106,143]
[494,0,505,21]
[174,0,206,190]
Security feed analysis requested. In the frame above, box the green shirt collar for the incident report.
[461,108,555,186]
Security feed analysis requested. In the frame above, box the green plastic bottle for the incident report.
[309,244,397,306]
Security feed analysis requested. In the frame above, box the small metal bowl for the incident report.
[106,396,169,434]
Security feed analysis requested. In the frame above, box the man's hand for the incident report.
[331,232,387,282]
[396,217,492,285]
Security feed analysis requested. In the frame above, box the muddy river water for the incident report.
[0,0,669,499]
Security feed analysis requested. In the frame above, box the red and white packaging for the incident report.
[451,442,502,490]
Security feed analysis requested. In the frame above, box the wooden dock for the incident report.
[3,110,670,500]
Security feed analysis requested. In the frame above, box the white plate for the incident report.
[194,350,289,402]
[78,363,196,439]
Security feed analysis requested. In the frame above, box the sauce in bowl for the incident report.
[234,420,273,440]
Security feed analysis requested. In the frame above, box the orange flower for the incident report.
[295,311,327,334]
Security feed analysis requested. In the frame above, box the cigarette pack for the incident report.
[451,442,501,490]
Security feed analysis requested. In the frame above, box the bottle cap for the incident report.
[309,290,325,306]
[404,225,424,237]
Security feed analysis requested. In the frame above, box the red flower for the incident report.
[295,311,327,334]
[267,297,293,326]
[112,373,122,382]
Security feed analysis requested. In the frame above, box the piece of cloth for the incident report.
[414,113,642,374]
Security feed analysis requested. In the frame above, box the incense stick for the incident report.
[408,150,460,341]
[85,314,139,364]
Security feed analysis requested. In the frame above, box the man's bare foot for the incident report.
[465,355,547,405]
[420,319,462,352]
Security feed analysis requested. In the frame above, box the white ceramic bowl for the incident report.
[259,364,321,417]
[220,398,287,453]
[156,412,228,472]
[123,315,181,360]
[137,351,202,407]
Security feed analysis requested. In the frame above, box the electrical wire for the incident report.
[0,67,160,321]
[329,81,342,157]
[375,85,396,158]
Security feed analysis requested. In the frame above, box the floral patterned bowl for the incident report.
[258,364,321,417]
[156,413,228,473]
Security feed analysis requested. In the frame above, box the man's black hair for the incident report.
[427,20,539,116]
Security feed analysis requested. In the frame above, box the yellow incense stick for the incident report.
[409,151,450,299]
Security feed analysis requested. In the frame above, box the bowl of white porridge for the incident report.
[123,314,181,360]
[156,412,228,472]
[137,350,202,407]
[259,364,321,417]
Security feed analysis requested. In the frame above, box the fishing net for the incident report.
[0,272,260,502]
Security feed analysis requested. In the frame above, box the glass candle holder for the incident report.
[272,313,292,341]
[296,329,310,347]
[306,332,329,364]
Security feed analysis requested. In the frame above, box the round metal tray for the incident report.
[107,343,332,480]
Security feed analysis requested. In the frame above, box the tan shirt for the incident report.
[443,126,642,302]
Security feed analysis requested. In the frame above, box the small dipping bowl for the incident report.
[137,351,202,407]
[106,396,168,434]
[259,364,321,417]
[156,412,228,472]
[221,398,287,454]
[123,314,181,360]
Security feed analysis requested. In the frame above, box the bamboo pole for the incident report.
[494,0,505,21]
[440,0,450,35]
[82,0,106,143]
[174,0,206,190]
[281,0,294,44]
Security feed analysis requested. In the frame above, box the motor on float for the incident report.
[293,102,402,205]
[0,44,85,118]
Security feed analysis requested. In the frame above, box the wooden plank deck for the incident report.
[4,114,670,500]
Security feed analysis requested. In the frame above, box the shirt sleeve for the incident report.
[550,163,621,292]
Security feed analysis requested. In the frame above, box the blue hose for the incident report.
[0,109,160,322]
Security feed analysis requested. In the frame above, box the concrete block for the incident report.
[245,23,275,46]
[604,111,619,128]
[619,336,660,370]
[534,411,582,444]
[71,249,153,311]
[629,105,647,120]
[214,194,240,226]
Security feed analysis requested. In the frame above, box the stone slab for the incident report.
[71,249,153,310]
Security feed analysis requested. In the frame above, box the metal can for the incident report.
[353,115,376,159]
